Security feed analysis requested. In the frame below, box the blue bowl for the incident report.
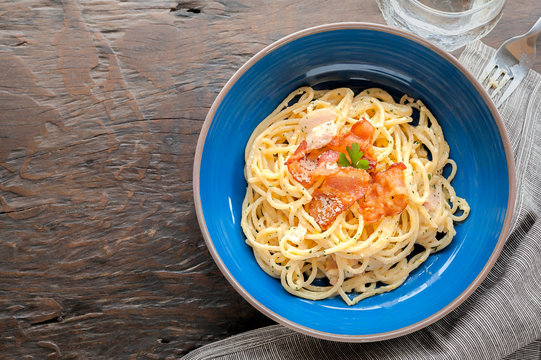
[193,23,516,341]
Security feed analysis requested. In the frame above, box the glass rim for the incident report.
[411,0,505,17]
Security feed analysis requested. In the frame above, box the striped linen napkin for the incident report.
[183,40,541,360]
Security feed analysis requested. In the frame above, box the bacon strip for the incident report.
[327,118,377,170]
[285,140,308,166]
[286,141,341,187]
[360,162,409,224]
[308,168,371,229]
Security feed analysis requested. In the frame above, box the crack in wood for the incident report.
[30,316,63,327]
[170,1,202,14]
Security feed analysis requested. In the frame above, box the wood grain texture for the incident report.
[0,0,539,358]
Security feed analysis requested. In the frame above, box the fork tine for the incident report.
[485,66,504,91]
[495,77,521,107]
[480,61,496,83]
[495,73,512,95]
[491,70,512,96]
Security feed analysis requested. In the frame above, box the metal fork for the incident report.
[480,16,541,107]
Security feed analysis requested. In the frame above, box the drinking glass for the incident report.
[376,0,506,51]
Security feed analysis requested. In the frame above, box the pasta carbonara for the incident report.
[241,87,470,305]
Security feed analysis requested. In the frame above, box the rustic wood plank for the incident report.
[0,0,539,358]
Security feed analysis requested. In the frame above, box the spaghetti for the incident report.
[241,87,470,305]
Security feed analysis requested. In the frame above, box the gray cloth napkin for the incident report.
[184,40,541,360]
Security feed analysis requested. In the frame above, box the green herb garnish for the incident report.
[337,142,369,170]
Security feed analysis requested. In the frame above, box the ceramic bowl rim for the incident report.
[193,22,517,342]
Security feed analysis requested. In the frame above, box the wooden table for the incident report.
[1,1,539,358]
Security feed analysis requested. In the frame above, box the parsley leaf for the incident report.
[347,143,362,167]
[337,142,369,170]
[357,159,369,169]
[337,152,351,167]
